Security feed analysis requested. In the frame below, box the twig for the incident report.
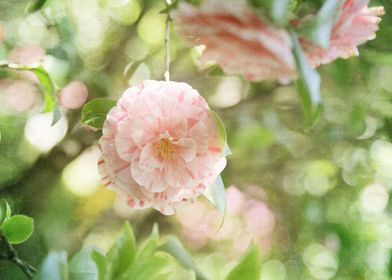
[0,233,36,279]
[164,0,172,81]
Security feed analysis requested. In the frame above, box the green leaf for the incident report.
[206,65,225,76]
[0,62,60,125]
[1,215,34,244]
[226,244,261,280]
[35,251,68,280]
[270,0,290,26]
[81,98,117,129]
[290,32,322,128]
[159,237,208,280]
[137,224,159,259]
[106,222,136,279]
[298,0,343,48]
[0,199,11,226]
[25,0,48,13]
[209,110,228,155]
[69,247,106,280]
[119,253,170,280]
[204,175,226,218]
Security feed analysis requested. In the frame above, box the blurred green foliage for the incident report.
[0,0,392,279]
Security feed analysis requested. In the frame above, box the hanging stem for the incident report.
[164,0,172,81]
[0,233,37,279]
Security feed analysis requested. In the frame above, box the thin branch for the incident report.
[0,233,37,279]
[164,0,172,81]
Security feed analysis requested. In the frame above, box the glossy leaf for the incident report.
[204,175,226,217]
[35,251,68,280]
[106,222,136,279]
[0,199,11,226]
[298,0,343,48]
[290,32,322,128]
[69,247,106,280]
[81,98,117,129]
[1,215,34,244]
[226,244,261,280]
[159,237,208,280]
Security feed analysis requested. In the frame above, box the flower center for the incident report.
[154,138,174,159]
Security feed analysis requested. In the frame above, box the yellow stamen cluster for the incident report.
[154,138,174,159]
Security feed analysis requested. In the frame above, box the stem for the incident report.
[0,233,37,279]
[164,0,172,82]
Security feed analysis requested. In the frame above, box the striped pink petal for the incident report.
[98,80,227,215]
[172,0,297,82]
[300,0,384,67]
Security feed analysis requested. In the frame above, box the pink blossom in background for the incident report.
[98,80,227,215]
[0,25,4,43]
[172,0,297,82]
[176,186,275,255]
[3,81,37,112]
[8,45,45,65]
[59,81,89,109]
[299,0,384,67]
[172,0,384,82]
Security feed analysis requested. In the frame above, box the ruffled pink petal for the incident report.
[98,80,227,215]
[172,1,296,82]
[174,138,196,163]
[301,0,384,67]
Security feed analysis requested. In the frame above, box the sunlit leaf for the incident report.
[137,224,159,259]
[81,98,117,129]
[106,222,136,279]
[35,251,68,280]
[69,246,106,280]
[298,0,343,48]
[1,215,34,244]
[209,110,228,154]
[204,175,226,218]
[290,32,322,128]
[226,244,261,280]
[159,237,208,280]
[119,253,169,280]
[0,62,60,125]
[25,0,48,13]
[0,199,11,226]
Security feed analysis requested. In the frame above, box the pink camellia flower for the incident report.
[171,0,296,82]
[59,80,89,109]
[98,80,227,215]
[299,0,384,67]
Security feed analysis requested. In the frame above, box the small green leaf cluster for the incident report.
[35,222,201,280]
[35,222,262,280]
[0,200,34,245]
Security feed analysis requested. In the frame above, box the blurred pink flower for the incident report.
[8,45,45,65]
[59,81,89,109]
[3,81,37,112]
[172,0,296,82]
[98,80,226,215]
[0,25,4,43]
[300,0,384,67]
[176,186,275,255]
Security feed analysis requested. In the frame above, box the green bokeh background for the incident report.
[1,0,392,279]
